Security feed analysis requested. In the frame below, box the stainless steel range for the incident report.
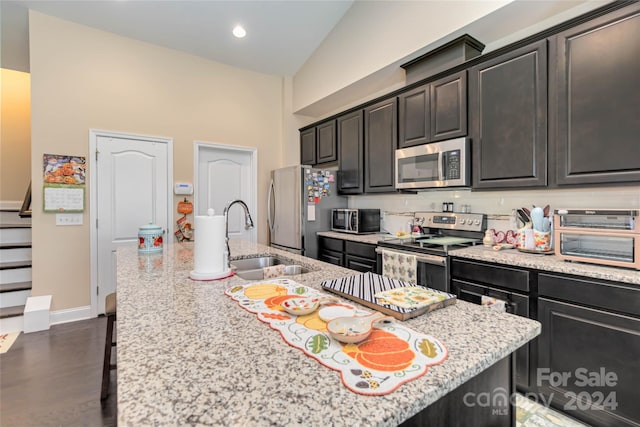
[376,212,486,292]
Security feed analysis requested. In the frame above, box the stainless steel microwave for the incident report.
[395,137,470,189]
[331,209,380,234]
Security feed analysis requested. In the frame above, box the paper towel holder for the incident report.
[189,208,234,281]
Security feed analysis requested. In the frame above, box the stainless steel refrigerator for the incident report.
[268,165,347,259]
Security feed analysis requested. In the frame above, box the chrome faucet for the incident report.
[223,199,254,269]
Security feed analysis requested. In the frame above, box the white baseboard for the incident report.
[50,305,93,325]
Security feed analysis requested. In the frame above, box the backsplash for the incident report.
[348,186,640,235]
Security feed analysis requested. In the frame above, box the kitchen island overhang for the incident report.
[116,240,540,426]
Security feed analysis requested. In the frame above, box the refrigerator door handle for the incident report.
[267,178,275,232]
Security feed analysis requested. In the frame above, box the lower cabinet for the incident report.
[318,236,377,273]
[450,258,534,391]
[451,258,640,427]
[537,274,640,427]
[318,236,344,266]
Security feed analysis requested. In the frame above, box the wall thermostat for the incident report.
[174,183,193,195]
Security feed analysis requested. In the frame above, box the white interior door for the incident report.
[95,135,169,313]
[196,142,257,242]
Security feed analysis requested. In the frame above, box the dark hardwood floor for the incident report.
[0,317,117,426]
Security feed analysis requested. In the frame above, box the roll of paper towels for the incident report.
[190,208,229,280]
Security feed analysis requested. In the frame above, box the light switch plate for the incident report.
[56,213,83,226]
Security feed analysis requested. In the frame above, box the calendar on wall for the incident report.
[42,154,86,212]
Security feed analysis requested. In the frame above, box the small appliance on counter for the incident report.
[554,209,640,270]
[331,208,380,234]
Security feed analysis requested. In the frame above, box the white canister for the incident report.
[138,223,163,253]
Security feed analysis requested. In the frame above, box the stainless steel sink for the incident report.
[230,256,284,271]
[230,256,311,280]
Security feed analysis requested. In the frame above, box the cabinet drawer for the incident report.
[450,259,530,292]
[319,250,343,267]
[345,254,377,273]
[539,273,640,317]
[319,237,344,252]
[345,241,376,259]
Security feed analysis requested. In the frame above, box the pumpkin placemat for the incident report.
[225,279,448,396]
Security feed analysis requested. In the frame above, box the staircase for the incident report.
[0,208,32,334]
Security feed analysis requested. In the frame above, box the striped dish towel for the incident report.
[382,249,417,285]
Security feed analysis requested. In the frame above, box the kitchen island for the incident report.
[117,240,540,426]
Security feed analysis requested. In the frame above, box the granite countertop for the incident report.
[317,230,393,245]
[117,240,540,426]
[320,231,639,286]
[451,245,640,286]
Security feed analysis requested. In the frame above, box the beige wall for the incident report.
[29,12,284,310]
[292,0,511,115]
[0,68,31,202]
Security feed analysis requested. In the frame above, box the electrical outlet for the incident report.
[56,213,83,226]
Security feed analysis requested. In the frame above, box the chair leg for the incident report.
[101,314,115,401]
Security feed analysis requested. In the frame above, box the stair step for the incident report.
[0,267,32,284]
[0,261,32,271]
[0,242,32,250]
[0,227,31,245]
[0,281,32,293]
[0,305,25,319]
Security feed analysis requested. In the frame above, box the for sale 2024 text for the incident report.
[538,367,618,411]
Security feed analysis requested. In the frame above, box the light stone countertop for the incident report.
[117,240,540,427]
[317,230,392,245]
[451,245,640,286]
[319,231,639,286]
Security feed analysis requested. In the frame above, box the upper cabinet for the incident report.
[399,71,467,149]
[469,40,548,189]
[431,71,468,142]
[364,97,398,193]
[300,127,316,166]
[337,110,364,194]
[316,120,337,164]
[299,120,337,166]
[551,3,640,186]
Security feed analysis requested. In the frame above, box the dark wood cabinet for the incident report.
[316,120,337,164]
[318,236,377,272]
[318,236,344,266]
[398,84,429,148]
[450,258,534,391]
[469,40,548,189]
[364,98,397,193]
[430,71,467,142]
[538,297,640,427]
[344,241,377,273]
[398,71,467,149]
[337,111,364,194]
[299,120,337,166]
[300,127,316,165]
[451,257,640,427]
[551,4,640,185]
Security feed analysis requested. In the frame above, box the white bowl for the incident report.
[326,312,392,344]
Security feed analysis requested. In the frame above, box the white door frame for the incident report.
[89,129,174,317]
[193,141,258,242]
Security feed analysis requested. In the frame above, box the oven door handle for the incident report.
[375,247,446,266]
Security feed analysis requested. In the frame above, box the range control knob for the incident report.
[474,219,481,225]
[459,219,466,225]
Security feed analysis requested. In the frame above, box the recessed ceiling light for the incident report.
[232,25,246,38]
